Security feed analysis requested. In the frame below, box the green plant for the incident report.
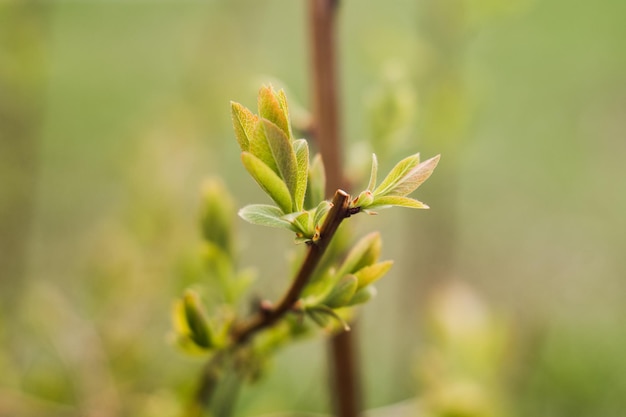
[172,85,439,416]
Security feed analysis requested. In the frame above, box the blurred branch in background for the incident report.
[307,1,361,417]
[0,0,48,307]
[0,3,51,414]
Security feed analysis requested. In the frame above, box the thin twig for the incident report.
[189,190,352,415]
[231,190,351,344]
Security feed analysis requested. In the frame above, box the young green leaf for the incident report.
[354,260,394,289]
[345,286,377,306]
[302,267,336,300]
[323,275,358,308]
[238,204,296,231]
[284,210,313,239]
[248,120,279,175]
[368,196,429,210]
[313,200,332,229]
[230,101,257,152]
[293,139,309,212]
[241,152,292,213]
[307,308,331,328]
[367,153,378,191]
[277,89,294,139]
[336,232,381,278]
[306,306,350,331]
[262,119,298,200]
[258,85,290,138]
[374,152,421,197]
[182,290,213,349]
[385,154,440,197]
[352,190,374,208]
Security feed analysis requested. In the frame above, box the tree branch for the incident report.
[189,190,351,416]
[231,189,351,344]
[308,1,361,417]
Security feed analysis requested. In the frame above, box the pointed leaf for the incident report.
[354,260,394,289]
[367,153,378,191]
[313,200,332,229]
[183,290,213,348]
[307,308,331,328]
[386,154,440,196]
[352,190,374,208]
[230,102,256,152]
[263,119,298,199]
[238,204,296,231]
[258,85,290,138]
[345,286,377,306]
[286,210,313,238]
[277,89,294,139]
[293,139,309,211]
[374,153,420,196]
[369,196,429,210]
[336,232,381,278]
[303,267,336,300]
[173,334,211,356]
[241,152,292,212]
[249,120,280,175]
[172,298,190,335]
[307,306,350,331]
[323,275,358,308]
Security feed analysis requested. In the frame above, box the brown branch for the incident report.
[309,0,343,190]
[308,1,361,417]
[231,189,351,344]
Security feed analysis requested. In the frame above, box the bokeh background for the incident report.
[1,0,625,416]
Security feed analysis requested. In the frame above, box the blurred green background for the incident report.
[1,0,625,416]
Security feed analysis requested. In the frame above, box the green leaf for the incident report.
[293,139,309,212]
[277,89,294,139]
[283,210,313,239]
[351,190,374,208]
[313,200,332,229]
[336,232,381,278]
[306,306,350,331]
[323,275,358,308]
[182,290,213,349]
[367,153,378,191]
[374,152,420,196]
[258,85,290,138]
[369,196,429,210]
[249,120,280,175]
[238,204,296,231]
[230,101,256,152]
[305,154,326,209]
[385,154,440,197]
[263,119,298,199]
[307,308,330,328]
[241,152,292,212]
[345,286,377,306]
[354,260,394,289]
[302,268,335,300]
[173,334,211,356]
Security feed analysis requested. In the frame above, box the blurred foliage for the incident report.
[1,0,625,416]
